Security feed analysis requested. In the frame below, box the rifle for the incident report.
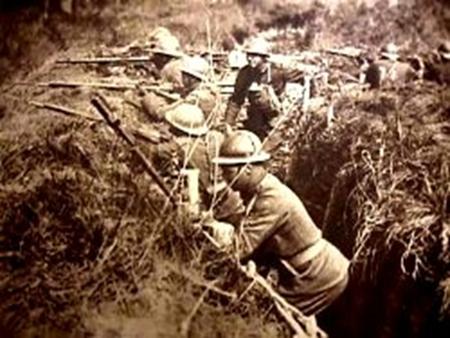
[20,80,180,101]
[30,100,163,144]
[247,269,327,338]
[56,56,152,64]
[324,47,365,59]
[202,229,327,338]
[91,94,177,207]
[56,49,227,65]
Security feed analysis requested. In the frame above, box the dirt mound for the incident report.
[288,82,450,337]
[1,0,450,337]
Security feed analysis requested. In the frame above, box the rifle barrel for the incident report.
[56,56,152,64]
[34,81,162,91]
[30,101,101,121]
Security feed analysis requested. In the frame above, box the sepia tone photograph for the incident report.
[0,0,449,337]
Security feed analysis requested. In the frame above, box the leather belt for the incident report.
[281,238,327,273]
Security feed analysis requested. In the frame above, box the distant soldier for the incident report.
[219,49,248,94]
[211,130,350,318]
[364,43,417,89]
[180,56,221,125]
[224,38,305,143]
[150,36,185,86]
[423,40,450,85]
[153,103,243,223]
[140,37,186,121]
[147,27,174,48]
[141,55,221,124]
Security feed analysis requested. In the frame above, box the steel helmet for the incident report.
[438,40,450,60]
[245,38,271,57]
[380,43,399,60]
[165,103,208,136]
[153,35,183,58]
[149,27,173,43]
[182,56,210,81]
[213,130,270,165]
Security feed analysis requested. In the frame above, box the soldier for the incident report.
[422,40,450,85]
[437,40,450,62]
[141,55,220,124]
[211,130,350,319]
[219,49,248,95]
[140,37,186,122]
[223,38,305,142]
[364,43,417,89]
[153,103,243,223]
[180,56,221,125]
[150,36,185,86]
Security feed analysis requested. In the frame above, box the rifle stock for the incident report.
[22,80,180,101]
[30,101,162,144]
[91,94,177,207]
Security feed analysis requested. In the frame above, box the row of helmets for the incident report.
[150,26,273,70]
[165,102,270,166]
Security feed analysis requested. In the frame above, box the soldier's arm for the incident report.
[224,66,253,125]
[271,64,305,95]
[237,199,284,263]
[153,141,182,175]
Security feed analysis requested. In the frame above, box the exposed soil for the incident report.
[0,1,449,338]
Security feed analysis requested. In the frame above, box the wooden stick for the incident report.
[165,264,237,300]
[242,267,326,338]
[274,301,310,338]
[200,231,326,337]
[180,284,211,337]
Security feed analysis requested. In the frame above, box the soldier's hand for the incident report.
[205,220,235,248]
[217,122,233,136]
[242,260,257,278]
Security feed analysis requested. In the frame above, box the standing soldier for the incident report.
[153,103,243,223]
[211,130,350,326]
[219,49,248,94]
[223,38,305,144]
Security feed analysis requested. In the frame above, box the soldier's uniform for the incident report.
[141,35,185,120]
[142,55,219,123]
[184,84,221,124]
[238,173,349,315]
[213,131,350,316]
[224,40,304,142]
[423,40,450,85]
[364,43,417,89]
[160,58,185,89]
[154,104,244,222]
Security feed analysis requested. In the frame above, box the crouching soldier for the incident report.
[153,103,243,223]
[141,55,219,124]
[364,43,418,89]
[211,130,350,324]
[180,56,221,125]
[141,37,185,119]
[423,40,450,85]
[224,38,306,147]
